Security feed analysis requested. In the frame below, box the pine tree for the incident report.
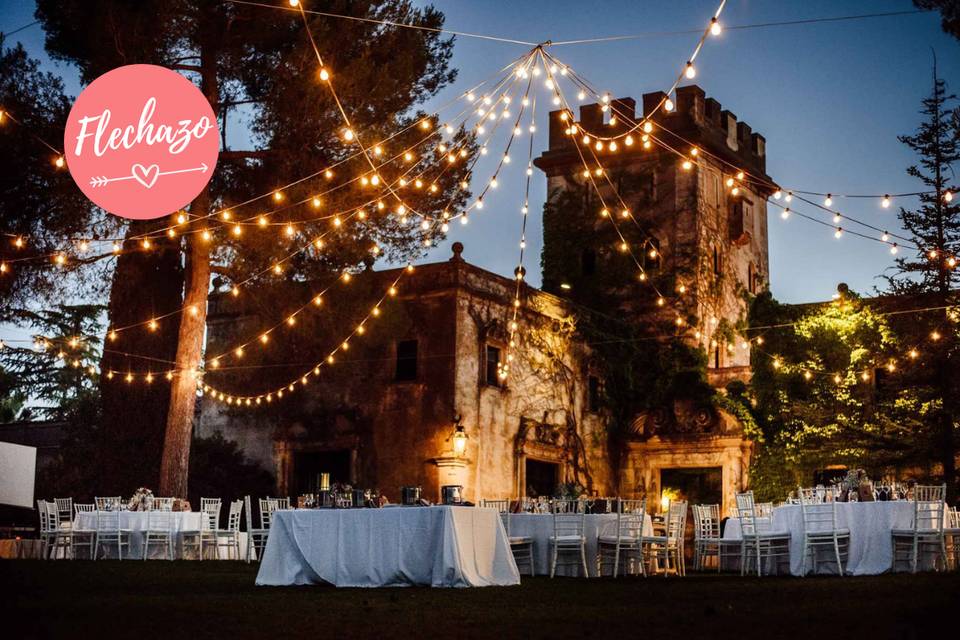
[886,61,960,496]
[35,0,474,496]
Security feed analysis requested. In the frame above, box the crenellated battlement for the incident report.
[544,84,768,177]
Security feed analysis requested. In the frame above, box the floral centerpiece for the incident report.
[127,487,154,511]
[836,469,874,502]
[554,482,586,501]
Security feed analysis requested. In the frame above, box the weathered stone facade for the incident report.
[198,86,771,514]
[198,245,612,503]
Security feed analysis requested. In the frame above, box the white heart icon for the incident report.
[131,163,160,189]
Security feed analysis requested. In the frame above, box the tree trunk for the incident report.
[99,221,183,493]
[158,22,218,498]
[158,227,211,497]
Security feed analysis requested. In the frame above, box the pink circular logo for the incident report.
[63,64,219,220]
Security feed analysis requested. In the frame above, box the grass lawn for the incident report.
[2,561,958,639]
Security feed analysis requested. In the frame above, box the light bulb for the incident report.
[944,191,953,202]
[835,227,843,239]
[664,98,674,112]
[773,190,782,200]
[882,195,891,208]
[710,18,721,36]
[343,128,354,141]
[825,194,833,207]
[781,208,790,219]
[685,62,696,79]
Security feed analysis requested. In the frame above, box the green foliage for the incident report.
[0,304,104,419]
[747,287,951,497]
[0,41,105,306]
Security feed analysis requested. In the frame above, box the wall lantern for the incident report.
[450,414,468,457]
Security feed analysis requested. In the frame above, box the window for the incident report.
[713,173,721,207]
[713,246,722,276]
[588,376,602,412]
[748,264,755,294]
[395,339,418,381]
[484,344,502,387]
[580,248,596,276]
[714,345,721,369]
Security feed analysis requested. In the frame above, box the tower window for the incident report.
[395,340,418,381]
[714,345,721,369]
[713,246,722,276]
[580,248,596,276]
[484,344,502,387]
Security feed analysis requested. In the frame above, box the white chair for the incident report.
[598,498,647,577]
[694,503,736,572]
[94,509,133,560]
[143,509,175,560]
[153,497,175,511]
[736,491,791,577]
[273,497,291,510]
[95,496,122,511]
[38,501,70,560]
[54,498,73,530]
[183,499,221,560]
[798,487,849,576]
[245,495,270,563]
[892,483,947,573]
[70,504,96,560]
[259,498,280,529]
[640,500,687,576]
[216,500,244,560]
[549,500,588,578]
[483,499,534,576]
[946,507,960,571]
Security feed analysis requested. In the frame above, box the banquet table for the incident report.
[722,501,942,576]
[75,510,204,559]
[255,506,521,588]
[508,512,654,577]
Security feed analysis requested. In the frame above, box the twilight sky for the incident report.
[1,0,958,304]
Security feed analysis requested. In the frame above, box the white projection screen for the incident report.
[0,441,37,508]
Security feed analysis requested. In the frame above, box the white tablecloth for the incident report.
[76,511,204,559]
[508,512,653,577]
[722,501,937,575]
[255,506,521,587]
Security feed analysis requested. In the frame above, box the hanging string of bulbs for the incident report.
[81,32,544,395]
[548,50,956,265]
[0,47,538,274]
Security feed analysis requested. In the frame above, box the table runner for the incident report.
[255,506,520,587]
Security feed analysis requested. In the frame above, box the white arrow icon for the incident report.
[89,162,209,189]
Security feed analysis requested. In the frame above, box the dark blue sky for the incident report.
[2,0,958,303]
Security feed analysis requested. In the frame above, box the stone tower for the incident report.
[533,85,774,383]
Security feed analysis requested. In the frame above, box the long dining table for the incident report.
[255,505,521,587]
[507,512,654,577]
[721,501,941,575]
